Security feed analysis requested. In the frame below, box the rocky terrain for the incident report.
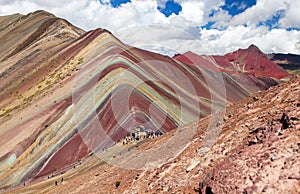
[0,10,298,193]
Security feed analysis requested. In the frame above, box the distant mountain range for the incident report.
[0,10,299,191]
[174,44,290,79]
[267,53,300,75]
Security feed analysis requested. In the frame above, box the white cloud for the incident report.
[0,0,299,55]
[208,9,232,29]
[279,1,300,28]
[229,0,288,26]
[200,25,300,54]
[116,23,300,56]
[114,24,203,56]
[179,1,205,25]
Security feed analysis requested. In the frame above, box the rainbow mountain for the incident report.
[0,10,291,189]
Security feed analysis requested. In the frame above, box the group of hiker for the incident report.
[121,126,163,146]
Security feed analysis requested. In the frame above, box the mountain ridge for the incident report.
[173,44,290,79]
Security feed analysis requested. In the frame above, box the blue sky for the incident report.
[107,0,256,17]
[106,0,256,17]
[105,0,131,7]
[0,0,299,55]
[221,0,256,16]
[158,0,182,17]
[101,0,299,31]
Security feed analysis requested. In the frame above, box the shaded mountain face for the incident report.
[174,44,291,79]
[0,11,291,189]
[267,53,300,75]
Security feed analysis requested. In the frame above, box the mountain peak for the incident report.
[173,45,290,79]
[247,44,261,52]
[29,10,55,17]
